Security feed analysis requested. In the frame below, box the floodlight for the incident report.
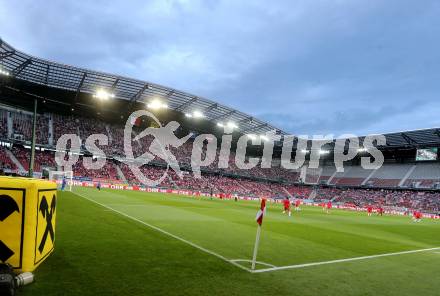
[192,110,204,118]
[186,111,205,119]
[226,121,238,129]
[93,89,115,100]
[147,100,168,110]
[0,68,10,76]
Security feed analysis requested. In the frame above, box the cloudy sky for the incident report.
[1,0,440,136]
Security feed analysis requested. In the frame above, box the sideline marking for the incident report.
[252,247,440,273]
[72,190,251,272]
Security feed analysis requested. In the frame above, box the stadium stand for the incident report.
[330,166,374,186]
[314,187,440,214]
[0,146,16,170]
[402,163,440,189]
[0,109,7,139]
[0,37,439,214]
[365,164,411,188]
[317,166,336,184]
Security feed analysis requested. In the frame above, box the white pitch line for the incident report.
[230,259,276,268]
[72,191,251,273]
[252,247,440,273]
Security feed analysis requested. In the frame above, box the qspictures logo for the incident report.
[54,110,386,187]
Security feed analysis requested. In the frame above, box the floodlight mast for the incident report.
[28,98,37,177]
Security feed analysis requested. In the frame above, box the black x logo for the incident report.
[0,194,20,262]
[38,195,56,254]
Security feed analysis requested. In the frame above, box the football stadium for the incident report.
[1,3,440,295]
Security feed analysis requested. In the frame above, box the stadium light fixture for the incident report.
[147,100,168,110]
[0,67,10,76]
[226,121,238,129]
[192,110,205,118]
[185,110,205,119]
[93,89,115,100]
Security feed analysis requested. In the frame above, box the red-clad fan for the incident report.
[367,206,373,216]
[282,197,291,217]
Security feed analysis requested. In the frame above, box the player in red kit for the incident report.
[367,206,373,216]
[283,197,291,217]
[377,206,384,216]
[294,199,301,211]
[412,211,422,222]
[326,201,332,214]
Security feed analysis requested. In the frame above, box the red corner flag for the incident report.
[252,198,266,270]
[255,198,267,226]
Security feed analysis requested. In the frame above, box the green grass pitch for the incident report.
[21,187,440,296]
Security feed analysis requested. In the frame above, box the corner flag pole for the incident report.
[252,198,266,270]
[251,224,262,270]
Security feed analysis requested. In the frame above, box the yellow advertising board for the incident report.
[0,176,57,273]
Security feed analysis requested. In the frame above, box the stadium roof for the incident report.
[0,38,284,135]
[1,38,440,149]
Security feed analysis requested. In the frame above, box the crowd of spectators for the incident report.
[11,146,57,172]
[0,143,439,212]
[11,112,49,144]
[314,187,440,214]
[1,107,440,213]
[0,109,7,139]
[0,146,16,171]
[2,110,306,181]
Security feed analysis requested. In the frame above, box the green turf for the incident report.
[21,187,440,296]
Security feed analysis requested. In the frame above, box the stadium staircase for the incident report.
[115,164,128,183]
[327,170,339,185]
[282,187,293,198]
[235,180,250,192]
[168,176,179,189]
[48,114,54,145]
[6,110,13,138]
[398,165,416,187]
[5,148,25,171]
[361,169,377,186]
[105,125,113,143]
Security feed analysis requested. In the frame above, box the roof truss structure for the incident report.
[0,38,284,135]
[1,38,440,148]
